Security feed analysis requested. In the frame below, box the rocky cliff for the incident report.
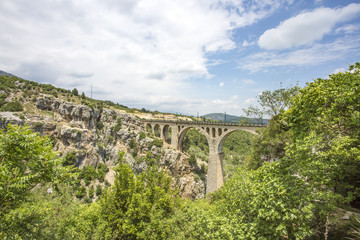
[0,94,205,199]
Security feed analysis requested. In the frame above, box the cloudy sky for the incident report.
[1,0,360,116]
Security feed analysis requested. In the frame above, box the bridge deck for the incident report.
[142,119,266,127]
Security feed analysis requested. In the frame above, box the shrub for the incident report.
[83,196,92,204]
[129,138,136,150]
[63,151,77,166]
[88,187,94,198]
[96,121,104,130]
[189,154,197,165]
[97,163,109,173]
[96,185,102,196]
[97,169,105,182]
[104,180,111,187]
[112,118,122,133]
[139,132,146,140]
[1,101,23,112]
[148,139,163,149]
[34,122,43,128]
[79,166,97,186]
[72,88,79,96]
[75,186,86,199]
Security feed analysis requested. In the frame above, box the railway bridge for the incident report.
[142,119,264,194]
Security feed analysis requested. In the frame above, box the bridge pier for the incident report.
[207,141,224,194]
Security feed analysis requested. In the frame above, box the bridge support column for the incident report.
[171,125,178,149]
[206,141,224,194]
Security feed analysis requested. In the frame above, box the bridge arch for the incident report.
[146,123,152,133]
[178,126,210,152]
[163,124,172,144]
[218,128,255,154]
[153,124,161,137]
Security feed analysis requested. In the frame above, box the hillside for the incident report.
[1,64,360,239]
[0,73,206,199]
[203,112,268,124]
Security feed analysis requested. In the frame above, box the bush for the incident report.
[79,166,97,186]
[96,185,102,196]
[75,186,86,199]
[63,151,77,166]
[96,121,104,130]
[72,88,79,96]
[139,131,146,140]
[129,138,136,150]
[88,187,94,198]
[112,118,122,133]
[189,154,197,165]
[1,101,23,112]
[97,169,105,182]
[97,163,109,173]
[148,139,163,148]
[34,122,43,129]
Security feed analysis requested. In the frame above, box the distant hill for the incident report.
[202,113,268,125]
[0,70,15,77]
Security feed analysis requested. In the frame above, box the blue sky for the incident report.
[0,0,359,116]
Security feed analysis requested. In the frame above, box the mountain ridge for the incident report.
[203,112,268,124]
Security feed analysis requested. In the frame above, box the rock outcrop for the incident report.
[0,95,206,199]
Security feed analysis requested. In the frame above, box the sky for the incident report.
[1,0,360,116]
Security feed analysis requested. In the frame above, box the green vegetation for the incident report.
[182,128,254,180]
[1,101,23,112]
[1,63,360,239]
[111,118,122,133]
[222,131,254,180]
[148,138,163,148]
[0,124,69,238]
[63,151,77,166]
[80,166,97,186]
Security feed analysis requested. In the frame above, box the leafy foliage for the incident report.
[79,166,97,186]
[98,153,180,239]
[148,138,163,148]
[1,101,23,112]
[1,64,359,239]
[244,86,300,121]
[63,151,77,166]
[211,160,315,239]
[0,124,66,217]
[283,63,360,207]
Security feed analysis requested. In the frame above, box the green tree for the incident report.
[284,63,360,203]
[63,151,77,166]
[72,88,79,96]
[211,160,315,239]
[99,152,180,239]
[243,86,300,122]
[0,124,68,237]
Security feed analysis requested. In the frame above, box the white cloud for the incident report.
[332,68,345,74]
[242,79,256,84]
[335,24,360,34]
[258,3,360,50]
[240,36,360,72]
[219,82,224,87]
[0,0,292,113]
[245,98,256,104]
[241,40,256,47]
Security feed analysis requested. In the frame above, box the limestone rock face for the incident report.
[36,97,100,129]
[1,95,206,199]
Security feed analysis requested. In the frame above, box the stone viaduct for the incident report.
[142,119,264,194]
